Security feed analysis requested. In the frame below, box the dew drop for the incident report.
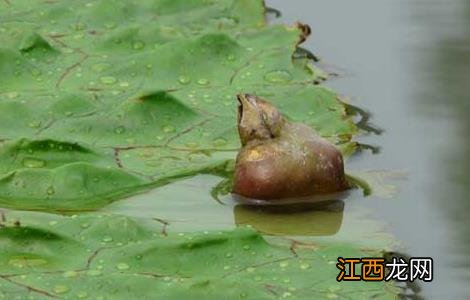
[279,261,289,268]
[212,138,227,147]
[77,291,88,299]
[7,92,18,99]
[119,81,130,87]
[23,158,45,168]
[31,69,41,77]
[48,221,58,226]
[91,63,110,73]
[246,267,256,273]
[114,126,125,134]
[53,285,70,294]
[225,252,233,258]
[63,270,78,278]
[242,245,251,251]
[227,54,235,61]
[116,262,130,270]
[132,41,145,50]
[105,22,116,29]
[100,76,117,85]
[300,263,311,270]
[102,236,113,242]
[196,78,209,85]
[9,257,47,268]
[178,75,191,85]
[282,292,292,298]
[263,70,292,83]
[162,125,175,133]
[46,186,55,195]
[86,269,102,276]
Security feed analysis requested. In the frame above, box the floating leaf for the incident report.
[0,210,399,299]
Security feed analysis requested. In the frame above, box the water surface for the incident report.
[267,0,470,298]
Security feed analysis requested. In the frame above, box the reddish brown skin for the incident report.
[233,94,348,200]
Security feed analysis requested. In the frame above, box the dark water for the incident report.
[266,0,470,298]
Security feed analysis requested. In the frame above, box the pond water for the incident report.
[102,1,470,298]
[265,0,470,298]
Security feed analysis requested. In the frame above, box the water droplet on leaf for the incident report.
[77,291,88,299]
[23,158,45,168]
[114,126,125,134]
[100,76,117,85]
[7,92,18,99]
[197,78,209,85]
[116,262,130,270]
[86,269,102,276]
[31,69,41,77]
[263,70,292,83]
[212,138,227,147]
[46,186,55,195]
[162,125,175,133]
[132,41,145,50]
[105,22,116,29]
[178,75,191,85]
[102,236,113,242]
[53,285,70,294]
[91,63,110,73]
[63,270,78,278]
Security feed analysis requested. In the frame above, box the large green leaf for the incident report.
[0,209,398,299]
[0,0,357,210]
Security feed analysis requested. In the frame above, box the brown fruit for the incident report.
[233,94,348,200]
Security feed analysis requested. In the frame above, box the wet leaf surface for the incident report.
[0,0,356,210]
[0,210,398,299]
